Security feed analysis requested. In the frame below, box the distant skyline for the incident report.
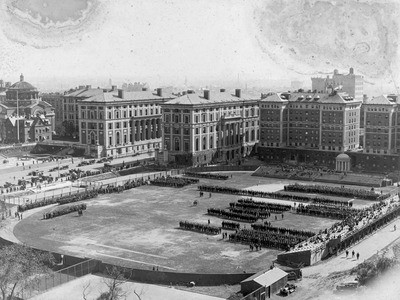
[0,0,399,95]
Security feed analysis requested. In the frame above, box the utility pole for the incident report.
[16,90,19,143]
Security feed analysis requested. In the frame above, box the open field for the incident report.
[14,172,375,274]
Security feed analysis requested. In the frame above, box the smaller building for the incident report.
[336,153,351,172]
[240,267,288,298]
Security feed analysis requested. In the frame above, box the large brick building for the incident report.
[259,90,362,152]
[77,88,174,157]
[160,89,260,166]
[362,95,398,155]
[62,85,110,138]
[258,90,400,173]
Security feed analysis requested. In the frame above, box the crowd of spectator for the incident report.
[150,176,199,188]
[284,184,390,201]
[179,221,221,235]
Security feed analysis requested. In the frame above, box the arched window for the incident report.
[203,136,206,150]
[210,136,213,149]
[195,138,199,151]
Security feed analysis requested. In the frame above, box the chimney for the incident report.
[20,74,24,82]
[86,85,91,89]
[111,85,117,91]
[235,89,241,98]
[204,90,210,100]
[118,89,125,99]
[349,67,354,74]
[157,88,163,97]
[142,87,148,91]
[220,88,226,92]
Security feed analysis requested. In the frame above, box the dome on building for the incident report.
[9,74,36,91]
[336,153,350,161]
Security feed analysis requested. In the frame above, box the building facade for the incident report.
[0,74,54,143]
[362,95,398,155]
[259,91,362,153]
[41,92,64,135]
[160,89,260,166]
[311,68,363,102]
[77,88,173,157]
[62,85,115,138]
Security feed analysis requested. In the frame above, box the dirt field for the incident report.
[14,173,370,274]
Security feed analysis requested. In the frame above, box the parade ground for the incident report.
[12,172,377,274]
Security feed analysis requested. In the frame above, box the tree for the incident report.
[61,121,76,138]
[0,244,54,300]
[98,266,131,300]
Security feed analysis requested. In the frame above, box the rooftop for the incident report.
[164,90,260,106]
[241,267,287,287]
[261,91,360,105]
[81,90,174,103]
[9,74,37,91]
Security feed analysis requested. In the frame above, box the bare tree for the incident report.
[97,266,131,300]
[0,244,54,300]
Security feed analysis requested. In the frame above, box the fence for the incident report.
[17,259,99,299]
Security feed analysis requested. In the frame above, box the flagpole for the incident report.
[16,89,19,143]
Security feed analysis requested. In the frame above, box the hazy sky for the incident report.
[0,0,399,94]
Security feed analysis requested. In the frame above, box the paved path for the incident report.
[303,217,400,278]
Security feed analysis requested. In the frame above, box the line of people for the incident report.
[284,183,389,201]
[198,184,354,206]
[150,176,199,188]
[229,229,307,251]
[184,172,228,180]
[207,208,258,223]
[179,220,221,235]
[221,221,240,230]
[251,223,315,238]
[296,203,359,220]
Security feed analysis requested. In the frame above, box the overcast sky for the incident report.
[0,0,398,94]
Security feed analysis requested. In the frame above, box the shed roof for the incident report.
[241,267,287,287]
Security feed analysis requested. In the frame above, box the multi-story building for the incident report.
[312,68,363,102]
[62,85,116,138]
[0,74,54,143]
[160,89,260,166]
[77,88,174,157]
[41,92,64,134]
[260,90,362,152]
[362,95,398,155]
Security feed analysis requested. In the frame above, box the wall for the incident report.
[98,262,253,286]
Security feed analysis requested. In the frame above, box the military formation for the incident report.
[150,176,199,188]
[284,184,390,201]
